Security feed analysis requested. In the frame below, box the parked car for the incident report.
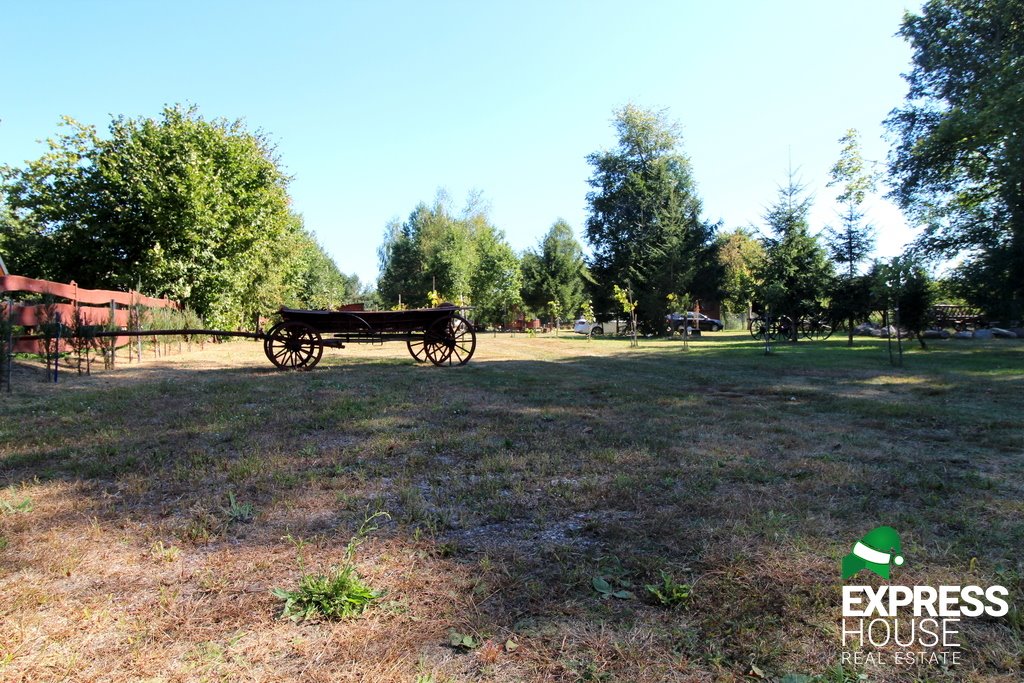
[666,312,723,333]
[574,317,632,336]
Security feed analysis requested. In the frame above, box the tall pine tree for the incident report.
[756,172,834,341]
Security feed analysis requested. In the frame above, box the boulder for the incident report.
[990,327,1018,339]
[973,328,994,340]
[952,330,974,340]
[922,329,950,340]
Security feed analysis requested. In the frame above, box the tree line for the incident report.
[1,106,363,330]
[2,0,1018,335]
[379,0,1021,335]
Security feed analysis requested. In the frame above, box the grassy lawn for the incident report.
[1,332,1022,682]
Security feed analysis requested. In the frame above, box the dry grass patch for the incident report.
[1,333,1022,681]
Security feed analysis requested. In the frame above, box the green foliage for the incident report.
[546,299,562,326]
[271,564,381,621]
[150,540,181,563]
[585,105,718,331]
[611,284,636,313]
[829,129,879,209]
[898,266,936,341]
[579,299,595,324]
[220,491,254,523]
[288,230,362,311]
[827,274,874,333]
[715,228,763,314]
[887,0,1024,321]
[591,575,635,600]
[755,173,834,339]
[874,257,936,348]
[612,284,639,346]
[644,571,691,607]
[377,194,522,325]
[447,630,479,649]
[378,196,473,307]
[826,130,878,345]
[0,495,32,515]
[469,221,523,326]
[0,106,358,329]
[826,129,877,279]
[272,510,389,622]
[521,219,589,319]
[665,292,687,314]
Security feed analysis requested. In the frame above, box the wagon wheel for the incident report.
[423,314,476,366]
[264,321,323,370]
[406,334,428,363]
[749,317,767,340]
[799,319,832,341]
[768,318,787,342]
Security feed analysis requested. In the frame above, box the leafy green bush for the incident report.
[272,564,381,621]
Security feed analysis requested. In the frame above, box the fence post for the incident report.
[4,297,12,393]
[54,312,61,383]
[110,300,117,368]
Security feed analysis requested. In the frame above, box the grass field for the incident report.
[1,332,1022,682]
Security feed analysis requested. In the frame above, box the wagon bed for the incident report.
[264,304,476,370]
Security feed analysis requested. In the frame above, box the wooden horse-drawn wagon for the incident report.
[262,304,476,370]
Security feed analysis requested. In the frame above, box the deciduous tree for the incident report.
[886,0,1024,321]
[469,222,523,327]
[377,194,522,325]
[716,227,764,317]
[1,106,356,328]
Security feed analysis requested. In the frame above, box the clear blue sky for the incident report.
[2,0,920,285]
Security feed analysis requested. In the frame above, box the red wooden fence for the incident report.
[1,274,180,353]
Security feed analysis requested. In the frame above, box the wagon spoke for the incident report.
[407,335,428,362]
[437,314,476,366]
[264,321,323,370]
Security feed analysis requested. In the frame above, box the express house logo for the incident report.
[840,526,1010,668]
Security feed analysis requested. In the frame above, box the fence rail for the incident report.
[0,275,178,309]
[1,274,181,353]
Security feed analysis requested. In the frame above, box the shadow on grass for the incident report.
[1,336,1022,680]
